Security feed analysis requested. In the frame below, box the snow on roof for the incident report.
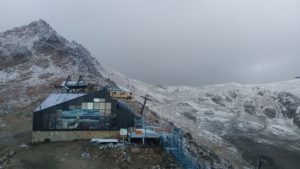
[61,81,88,86]
[36,93,84,111]
[107,86,131,92]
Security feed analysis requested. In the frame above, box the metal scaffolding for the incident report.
[118,100,200,169]
[160,128,199,169]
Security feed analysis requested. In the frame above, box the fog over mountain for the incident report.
[1,0,300,85]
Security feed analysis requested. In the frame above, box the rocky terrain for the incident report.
[0,20,114,114]
[1,140,177,169]
[1,20,300,169]
[110,75,300,168]
[0,20,116,169]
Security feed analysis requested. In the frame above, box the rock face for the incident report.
[243,101,256,115]
[0,46,32,69]
[0,20,114,113]
[277,92,300,118]
[263,107,276,118]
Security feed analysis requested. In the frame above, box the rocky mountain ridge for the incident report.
[0,20,114,113]
[111,74,300,168]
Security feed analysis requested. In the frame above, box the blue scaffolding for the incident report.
[118,100,200,169]
[160,128,200,169]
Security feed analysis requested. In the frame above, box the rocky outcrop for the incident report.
[294,114,300,128]
[0,45,33,69]
[277,92,300,118]
[243,101,256,115]
[263,107,276,118]
[277,92,300,127]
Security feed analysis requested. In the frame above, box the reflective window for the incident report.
[81,102,87,109]
[105,103,111,110]
[94,98,100,102]
[87,102,93,109]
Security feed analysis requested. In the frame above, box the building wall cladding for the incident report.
[33,89,137,131]
[32,131,120,142]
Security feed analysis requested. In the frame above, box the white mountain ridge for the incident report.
[101,56,300,168]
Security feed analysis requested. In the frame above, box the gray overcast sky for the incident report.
[1,0,300,86]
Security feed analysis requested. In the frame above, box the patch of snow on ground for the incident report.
[0,70,19,84]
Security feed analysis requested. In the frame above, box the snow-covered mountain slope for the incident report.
[0,20,114,113]
[104,68,300,168]
[1,20,300,168]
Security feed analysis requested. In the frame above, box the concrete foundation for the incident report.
[32,131,120,142]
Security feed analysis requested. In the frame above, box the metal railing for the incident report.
[160,128,200,169]
[119,100,200,169]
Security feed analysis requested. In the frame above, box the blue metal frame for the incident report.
[119,100,200,168]
[160,128,200,169]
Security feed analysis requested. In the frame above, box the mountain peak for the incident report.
[0,20,115,113]
[28,19,51,30]
[0,19,56,40]
[25,19,56,37]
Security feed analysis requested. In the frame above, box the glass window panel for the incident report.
[100,103,106,109]
[105,109,111,114]
[105,103,111,110]
[99,98,105,102]
[62,122,68,129]
[94,102,100,109]
[81,103,87,109]
[87,102,93,109]
[94,98,100,102]
[100,111,105,115]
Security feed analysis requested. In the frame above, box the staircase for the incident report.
[160,128,199,169]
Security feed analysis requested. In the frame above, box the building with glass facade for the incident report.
[32,88,138,141]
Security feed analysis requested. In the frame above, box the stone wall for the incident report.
[32,131,120,142]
